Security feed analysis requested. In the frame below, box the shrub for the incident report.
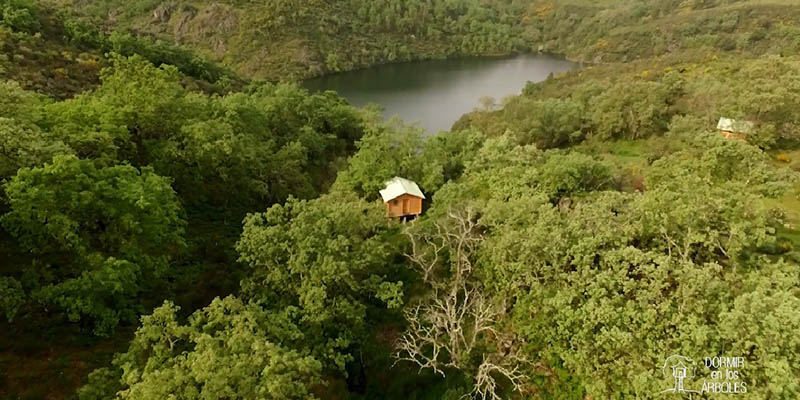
[536,153,614,201]
[105,31,231,83]
[0,0,39,32]
[63,19,105,48]
[508,97,585,149]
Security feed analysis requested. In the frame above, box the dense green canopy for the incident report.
[2,0,800,399]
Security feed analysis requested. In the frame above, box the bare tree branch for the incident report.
[395,207,528,399]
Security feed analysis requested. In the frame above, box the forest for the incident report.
[2,0,800,399]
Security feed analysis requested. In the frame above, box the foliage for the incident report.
[236,191,403,370]
[0,54,367,339]
[647,132,797,197]
[718,261,800,399]
[438,133,799,398]
[535,152,613,202]
[462,54,800,149]
[54,0,800,82]
[0,0,238,99]
[716,55,800,147]
[396,208,527,400]
[0,0,39,32]
[587,75,682,140]
[0,117,72,181]
[58,0,531,80]
[103,31,235,84]
[44,55,363,211]
[78,367,122,400]
[80,297,322,400]
[334,119,483,199]
[5,1,800,399]
[507,98,584,148]
[0,276,24,321]
[1,155,185,334]
[0,79,48,124]
[0,45,369,399]
[522,0,800,63]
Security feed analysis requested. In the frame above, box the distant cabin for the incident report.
[717,117,753,141]
[379,177,425,219]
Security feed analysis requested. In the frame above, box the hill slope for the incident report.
[1,0,242,98]
[50,0,800,81]
[55,0,531,80]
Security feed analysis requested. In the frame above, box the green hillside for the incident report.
[0,0,242,98]
[42,0,800,81]
[0,0,103,98]
[523,0,800,62]
[54,0,530,80]
[10,0,800,85]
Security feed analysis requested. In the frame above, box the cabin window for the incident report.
[392,199,398,205]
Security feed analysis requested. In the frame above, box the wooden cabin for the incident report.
[380,177,425,218]
[717,117,753,141]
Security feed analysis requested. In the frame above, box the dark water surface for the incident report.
[303,53,578,132]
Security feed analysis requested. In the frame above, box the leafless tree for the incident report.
[473,355,527,400]
[395,207,528,399]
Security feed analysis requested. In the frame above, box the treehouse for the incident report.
[717,117,753,141]
[380,177,425,219]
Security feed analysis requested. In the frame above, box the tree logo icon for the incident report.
[661,355,700,394]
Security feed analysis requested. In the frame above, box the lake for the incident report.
[303,53,578,132]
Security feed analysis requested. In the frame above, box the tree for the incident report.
[481,178,788,398]
[647,132,796,197]
[534,152,613,202]
[0,118,72,181]
[716,56,800,147]
[396,208,527,400]
[44,56,364,211]
[719,260,800,399]
[44,54,195,165]
[0,276,24,322]
[333,117,427,198]
[0,80,48,125]
[1,155,185,334]
[334,117,483,200]
[236,191,403,370]
[426,127,800,398]
[588,77,678,140]
[79,297,322,400]
[505,97,584,149]
[0,0,40,32]
[416,128,484,194]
